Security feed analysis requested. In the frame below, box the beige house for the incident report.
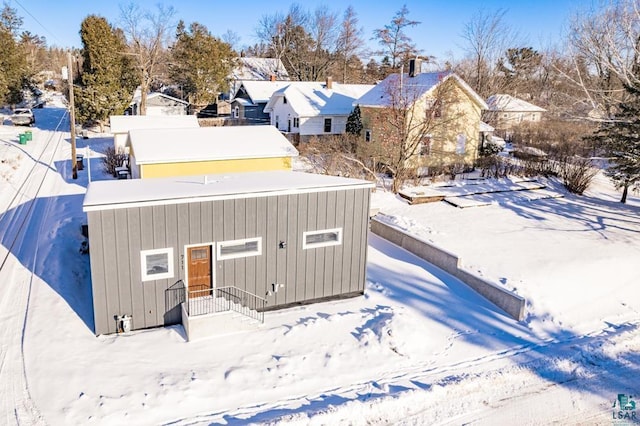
[485,94,546,139]
[355,66,487,173]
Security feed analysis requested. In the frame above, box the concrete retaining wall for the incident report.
[370,217,525,321]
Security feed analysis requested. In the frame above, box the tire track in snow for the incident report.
[0,112,68,425]
[164,319,640,425]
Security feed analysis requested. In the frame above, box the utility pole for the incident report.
[67,52,77,180]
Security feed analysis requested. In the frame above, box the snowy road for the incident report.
[0,109,69,425]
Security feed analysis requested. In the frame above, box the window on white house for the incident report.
[217,237,262,260]
[141,248,174,281]
[324,118,332,133]
[303,228,342,249]
[365,129,372,142]
[293,117,299,128]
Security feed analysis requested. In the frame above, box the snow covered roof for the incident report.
[263,82,374,116]
[129,90,189,106]
[109,115,199,134]
[486,94,546,113]
[355,71,487,110]
[230,57,290,81]
[128,125,298,164]
[235,80,293,104]
[480,121,495,132]
[83,170,373,211]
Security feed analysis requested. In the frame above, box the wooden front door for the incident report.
[187,245,212,298]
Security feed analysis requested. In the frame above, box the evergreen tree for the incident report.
[169,21,236,107]
[0,3,27,105]
[346,105,363,136]
[76,15,137,128]
[590,83,640,203]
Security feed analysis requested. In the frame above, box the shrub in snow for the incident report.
[558,156,598,195]
[102,147,128,177]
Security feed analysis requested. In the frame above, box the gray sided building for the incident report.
[83,171,373,336]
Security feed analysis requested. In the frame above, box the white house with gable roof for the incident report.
[263,77,374,143]
[485,94,546,139]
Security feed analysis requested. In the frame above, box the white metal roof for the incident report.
[83,170,374,211]
[128,125,298,164]
[486,94,546,112]
[110,115,199,134]
[355,72,487,110]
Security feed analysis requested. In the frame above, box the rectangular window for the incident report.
[426,99,442,118]
[141,248,174,281]
[365,129,372,142]
[324,118,332,133]
[293,117,299,128]
[217,237,262,260]
[233,106,239,118]
[303,228,342,250]
[419,135,431,156]
[283,96,288,104]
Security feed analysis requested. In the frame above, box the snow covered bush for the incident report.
[101,147,128,177]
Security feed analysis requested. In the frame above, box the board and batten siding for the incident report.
[87,186,371,335]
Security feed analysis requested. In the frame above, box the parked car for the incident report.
[11,108,35,126]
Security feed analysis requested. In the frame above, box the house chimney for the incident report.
[270,74,276,82]
[326,76,333,89]
[409,58,422,78]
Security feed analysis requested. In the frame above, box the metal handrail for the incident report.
[186,286,265,323]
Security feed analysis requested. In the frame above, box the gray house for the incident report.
[83,171,373,338]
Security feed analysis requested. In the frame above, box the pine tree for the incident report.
[346,105,363,136]
[169,21,236,108]
[590,83,640,203]
[76,15,137,129]
[0,4,27,105]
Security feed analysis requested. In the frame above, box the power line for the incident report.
[12,0,63,46]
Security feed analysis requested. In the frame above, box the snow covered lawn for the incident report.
[1,103,639,424]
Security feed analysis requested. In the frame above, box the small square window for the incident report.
[141,248,174,281]
[303,228,342,249]
[217,237,262,260]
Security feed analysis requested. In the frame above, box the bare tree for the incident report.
[336,6,365,83]
[373,5,420,70]
[565,0,640,119]
[359,73,467,192]
[459,8,517,98]
[119,2,176,115]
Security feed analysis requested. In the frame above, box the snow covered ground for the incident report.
[0,101,639,425]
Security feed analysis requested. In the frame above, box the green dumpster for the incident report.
[24,130,32,141]
[19,133,27,144]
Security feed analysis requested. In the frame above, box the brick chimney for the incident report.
[409,58,422,78]
[326,76,333,89]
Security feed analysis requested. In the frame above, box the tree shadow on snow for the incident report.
[0,194,94,333]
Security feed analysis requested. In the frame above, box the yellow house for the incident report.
[356,67,487,174]
[128,125,298,179]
